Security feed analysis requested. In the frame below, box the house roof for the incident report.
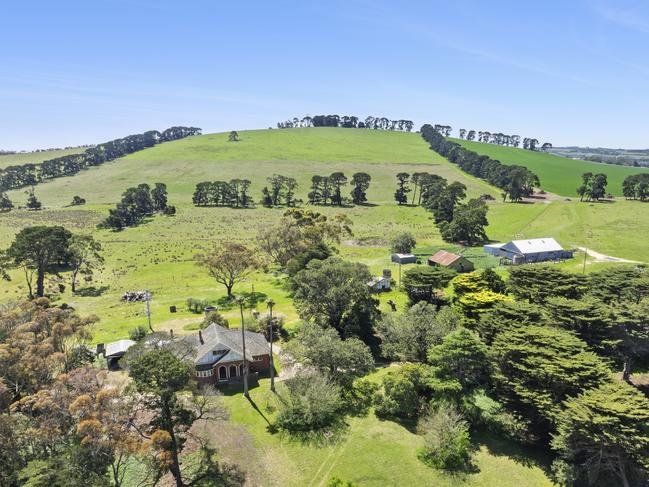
[428,250,463,266]
[484,243,505,249]
[504,238,564,255]
[184,323,269,367]
[392,253,415,259]
[105,339,136,358]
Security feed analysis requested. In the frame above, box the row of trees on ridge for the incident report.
[0,126,200,192]
[277,115,414,131]
[420,124,540,202]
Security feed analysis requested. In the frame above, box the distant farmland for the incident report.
[0,147,86,169]
[452,138,649,196]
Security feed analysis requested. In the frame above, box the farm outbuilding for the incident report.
[368,269,392,292]
[484,238,573,264]
[428,250,474,273]
[100,339,136,369]
[391,253,417,264]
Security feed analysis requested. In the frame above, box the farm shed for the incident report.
[428,250,474,273]
[486,238,573,264]
[368,269,392,292]
[483,243,505,256]
[101,339,136,369]
[391,253,417,264]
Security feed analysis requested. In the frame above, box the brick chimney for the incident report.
[198,329,204,345]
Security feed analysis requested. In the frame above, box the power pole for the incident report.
[145,290,153,332]
[267,298,276,392]
[238,298,249,398]
[582,247,588,274]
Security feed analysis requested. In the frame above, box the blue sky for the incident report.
[2,0,649,150]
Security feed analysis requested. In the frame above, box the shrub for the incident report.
[275,371,343,432]
[250,313,285,340]
[342,377,380,416]
[71,195,86,206]
[186,297,209,314]
[390,232,416,254]
[128,325,148,341]
[375,364,430,418]
[326,477,360,487]
[163,205,176,215]
[418,402,471,470]
[202,310,229,329]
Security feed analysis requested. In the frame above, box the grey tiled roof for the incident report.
[186,323,269,366]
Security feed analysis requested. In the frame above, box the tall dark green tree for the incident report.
[151,182,168,211]
[350,172,371,204]
[394,172,410,205]
[329,172,348,206]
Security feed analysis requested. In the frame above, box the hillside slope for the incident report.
[452,138,649,196]
[6,128,498,206]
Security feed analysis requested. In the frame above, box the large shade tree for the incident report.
[194,241,260,298]
[5,226,72,297]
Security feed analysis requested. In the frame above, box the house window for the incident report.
[229,365,238,377]
[219,366,227,380]
[196,369,213,378]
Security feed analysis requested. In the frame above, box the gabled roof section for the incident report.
[505,238,564,254]
[191,323,269,366]
[105,339,136,357]
[429,250,463,266]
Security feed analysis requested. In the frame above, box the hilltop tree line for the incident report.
[0,126,200,192]
[100,182,174,230]
[420,124,540,202]
[277,115,414,132]
[457,127,552,151]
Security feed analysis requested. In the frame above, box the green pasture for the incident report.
[452,138,649,196]
[0,128,647,344]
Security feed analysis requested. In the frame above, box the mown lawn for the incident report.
[214,375,556,487]
[452,137,649,196]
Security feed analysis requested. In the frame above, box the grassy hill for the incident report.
[452,138,649,196]
[2,126,647,487]
[0,147,86,169]
[2,127,649,343]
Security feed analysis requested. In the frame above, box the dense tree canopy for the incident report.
[490,325,610,429]
[552,381,649,487]
[292,257,379,341]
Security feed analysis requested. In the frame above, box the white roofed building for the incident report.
[485,238,573,264]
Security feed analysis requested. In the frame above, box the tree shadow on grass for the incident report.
[375,414,419,434]
[471,430,553,474]
[74,285,110,297]
[276,418,350,447]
